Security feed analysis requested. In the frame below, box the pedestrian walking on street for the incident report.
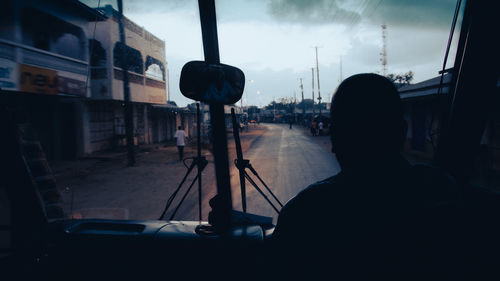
[174,126,187,161]
[318,121,324,136]
[311,120,317,136]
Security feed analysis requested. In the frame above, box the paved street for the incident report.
[230,124,341,223]
[56,123,340,224]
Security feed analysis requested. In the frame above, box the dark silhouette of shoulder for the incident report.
[274,162,460,238]
[272,162,462,278]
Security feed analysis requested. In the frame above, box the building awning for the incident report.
[151,104,195,113]
[60,0,107,21]
[398,73,452,100]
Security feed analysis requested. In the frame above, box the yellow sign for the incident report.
[19,64,58,94]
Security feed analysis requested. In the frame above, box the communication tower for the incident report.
[380,24,387,76]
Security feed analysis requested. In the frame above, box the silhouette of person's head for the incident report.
[330,73,406,171]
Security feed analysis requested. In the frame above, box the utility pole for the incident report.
[299,78,305,125]
[311,67,315,116]
[117,0,135,166]
[166,63,170,101]
[273,97,276,122]
[380,24,387,76]
[293,91,297,122]
[314,46,322,117]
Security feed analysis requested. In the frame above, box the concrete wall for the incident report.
[151,110,178,143]
[84,103,198,154]
[91,7,167,104]
[0,1,170,158]
[86,101,115,153]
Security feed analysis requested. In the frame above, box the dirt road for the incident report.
[54,125,266,221]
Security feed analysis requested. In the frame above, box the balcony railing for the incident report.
[0,38,88,75]
[113,67,166,89]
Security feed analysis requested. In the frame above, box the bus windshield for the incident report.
[2,0,478,224]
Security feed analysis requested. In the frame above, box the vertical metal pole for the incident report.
[196,103,202,221]
[293,91,297,122]
[117,0,135,166]
[231,108,246,213]
[273,97,276,121]
[300,78,305,125]
[315,47,322,117]
[311,68,315,116]
[240,91,243,110]
[198,0,232,231]
[166,63,170,101]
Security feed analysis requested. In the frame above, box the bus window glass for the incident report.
[1,0,479,223]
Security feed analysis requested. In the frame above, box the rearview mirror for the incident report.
[179,61,245,104]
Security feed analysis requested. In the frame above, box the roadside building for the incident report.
[150,103,180,144]
[398,73,452,159]
[86,4,169,152]
[0,0,105,159]
[399,72,500,184]
[224,105,244,129]
[246,106,260,122]
[0,1,189,159]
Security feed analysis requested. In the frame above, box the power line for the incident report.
[311,67,315,116]
[298,78,305,118]
[366,0,384,20]
[343,0,370,31]
[314,46,322,117]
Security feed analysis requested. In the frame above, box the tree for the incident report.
[265,98,295,113]
[265,98,326,112]
[386,71,414,88]
[247,106,260,115]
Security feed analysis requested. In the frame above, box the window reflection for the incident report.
[21,8,86,60]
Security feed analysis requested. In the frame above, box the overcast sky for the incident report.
[82,0,462,107]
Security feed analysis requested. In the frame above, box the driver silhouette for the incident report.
[272,73,462,279]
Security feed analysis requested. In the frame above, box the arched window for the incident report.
[89,39,106,67]
[89,39,107,79]
[113,42,143,74]
[145,64,163,80]
[53,33,82,59]
[145,56,165,81]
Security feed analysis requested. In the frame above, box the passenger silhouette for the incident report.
[272,74,462,279]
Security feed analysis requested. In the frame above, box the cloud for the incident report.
[83,0,459,29]
[267,0,459,29]
[82,0,460,107]
[217,21,349,72]
[366,0,459,28]
[268,0,361,25]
